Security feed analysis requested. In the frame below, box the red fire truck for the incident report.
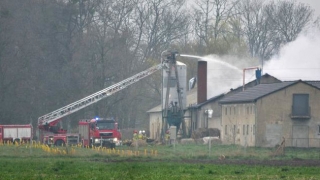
[79,118,121,148]
[0,124,33,143]
[42,118,122,148]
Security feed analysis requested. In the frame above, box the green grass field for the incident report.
[1,142,320,180]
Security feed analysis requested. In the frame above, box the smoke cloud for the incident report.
[204,55,257,98]
[263,28,320,81]
[188,28,319,99]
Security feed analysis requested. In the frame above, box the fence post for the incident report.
[208,137,211,157]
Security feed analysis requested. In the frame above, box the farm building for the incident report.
[147,105,162,140]
[186,73,281,133]
[219,80,320,148]
[147,59,281,140]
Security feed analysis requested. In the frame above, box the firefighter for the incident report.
[138,130,143,139]
[142,130,146,140]
[133,130,138,140]
[165,130,170,144]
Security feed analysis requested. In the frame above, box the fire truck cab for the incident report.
[79,118,121,148]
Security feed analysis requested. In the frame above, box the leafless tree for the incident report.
[239,0,314,61]
[192,0,239,52]
[265,0,313,43]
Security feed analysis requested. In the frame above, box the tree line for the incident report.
[0,0,317,130]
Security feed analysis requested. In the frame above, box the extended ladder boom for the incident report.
[38,63,164,127]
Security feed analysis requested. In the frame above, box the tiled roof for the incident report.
[283,81,320,89]
[219,81,297,104]
[303,81,320,89]
[147,104,162,113]
[190,94,225,108]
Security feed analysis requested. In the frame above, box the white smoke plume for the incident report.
[263,28,320,81]
[205,28,320,98]
[183,28,319,99]
[203,55,258,98]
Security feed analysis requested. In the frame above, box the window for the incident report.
[225,125,228,135]
[292,94,310,118]
[247,106,249,114]
[318,125,320,134]
[96,122,115,130]
[243,125,245,135]
[192,121,196,131]
[253,125,255,135]
[225,107,227,115]
[247,125,249,135]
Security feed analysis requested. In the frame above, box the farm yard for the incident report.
[1,1,320,179]
[1,141,320,180]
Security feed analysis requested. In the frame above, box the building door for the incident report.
[292,125,309,147]
[266,124,283,147]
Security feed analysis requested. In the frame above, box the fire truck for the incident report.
[37,50,184,147]
[78,118,121,148]
[0,124,33,143]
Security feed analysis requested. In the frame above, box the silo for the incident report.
[162,61,187,110]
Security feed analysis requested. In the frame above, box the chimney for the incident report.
[197,61,207,104]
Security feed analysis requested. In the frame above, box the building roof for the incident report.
[219,81,300,104]
[229,73,281,92]
[300,81,320,89]
[147,104,162,113]
[282,81,320,90]
[220,80,320,104]
[188,73,281,108]
[190,93,225,108]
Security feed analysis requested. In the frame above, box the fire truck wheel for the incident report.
[55,140,65,146]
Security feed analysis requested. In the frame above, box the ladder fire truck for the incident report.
[38,51,185,147]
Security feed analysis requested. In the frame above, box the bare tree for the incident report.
[193,0,213,46]
[238,0,267,60]
[192,0,239,53]
[265,0,313,43]
[239,0,314,61]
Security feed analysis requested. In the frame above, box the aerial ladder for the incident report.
[38,51,185,144]
[38,63,165,133]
